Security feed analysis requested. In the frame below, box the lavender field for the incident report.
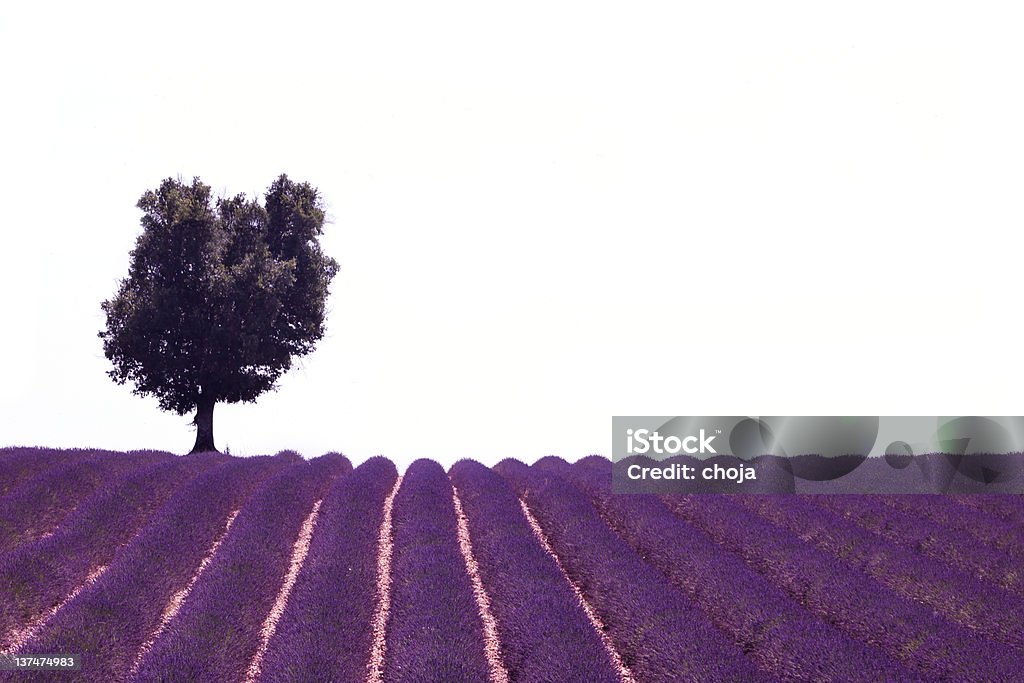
[1,448,1022,682]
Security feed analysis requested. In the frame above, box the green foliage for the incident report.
[99,175,339,415]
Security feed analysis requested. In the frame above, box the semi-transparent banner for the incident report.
[611,416,1024,494]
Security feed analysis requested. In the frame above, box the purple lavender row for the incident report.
[882,493,1024,566]
[254,456,397,683]
[740,494,1024,651]
[810,494,1024,597]
[448,459,622,683]
[0,448,81,498]
[382,459,493,683]
[495,459,769,683]
[542,457,922,682]
[0,449,171,553]
[130,454,350,682]
[0,453,224,651]
[0,448,173,497]
[953,493,1024,523]
[2,454,293,683]
[660,492,1020,680]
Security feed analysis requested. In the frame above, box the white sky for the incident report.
[2,2,1023,470]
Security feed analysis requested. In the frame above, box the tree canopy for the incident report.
[99,174,339,452]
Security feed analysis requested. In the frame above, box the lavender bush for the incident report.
[0,449,170,553]
[812,494,1024,597]
[741,494,1024,650]
[130,456,349,682]
[0,454,222,651]
[881,493,1024,556]
[662,492,1021,680]
[0,448,73,498]
[254,456,397,683]
[382,459,493,683]
[449,459,622,683]
[540,457,922,682]
[953,492,1024,523]
[3,454,290,682]
[494,458,769,683]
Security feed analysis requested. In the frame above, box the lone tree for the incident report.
[100,175,339,453]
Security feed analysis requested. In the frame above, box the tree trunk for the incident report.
[191,392,217,454]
